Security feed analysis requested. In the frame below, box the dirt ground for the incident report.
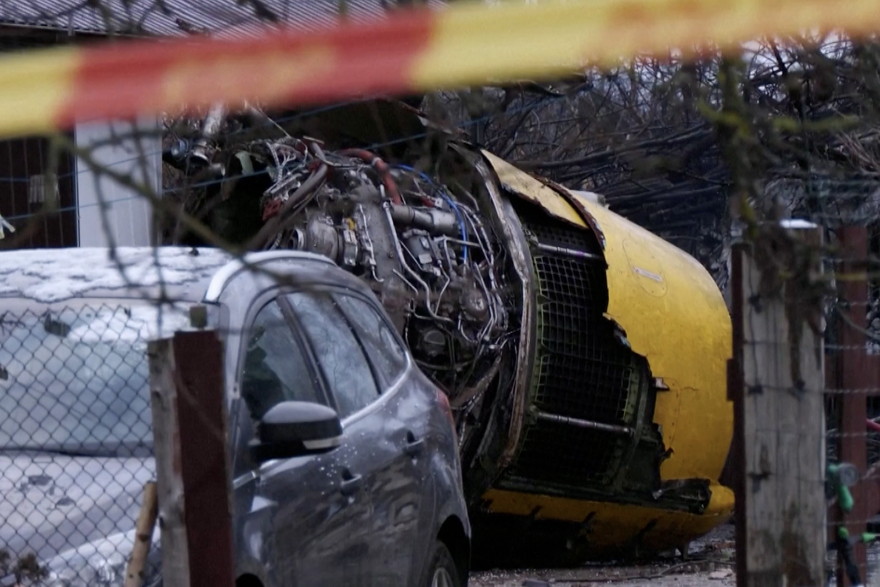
[470,523,738,587]
[470,521,880,587]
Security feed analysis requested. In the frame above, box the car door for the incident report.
[332,291,434,586]
[233,297,372,587]
[282,289,386,586]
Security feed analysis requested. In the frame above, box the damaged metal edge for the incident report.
[454,143,537,474]
[538,175,609,252]
[478,149,589,231]
[473,148,654,488]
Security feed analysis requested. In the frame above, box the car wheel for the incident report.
[425,541,461,587]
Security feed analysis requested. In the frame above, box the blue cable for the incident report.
[393,164,434,186]
[446,197,468,263]
[393,164,469,263]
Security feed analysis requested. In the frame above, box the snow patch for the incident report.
[0,247,232,302]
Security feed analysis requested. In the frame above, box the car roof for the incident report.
[0,247,370,306]
[0,247,232,304]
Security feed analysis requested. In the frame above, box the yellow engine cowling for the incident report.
[476,150,734,554]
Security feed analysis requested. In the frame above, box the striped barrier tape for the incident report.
[0,0,878,139]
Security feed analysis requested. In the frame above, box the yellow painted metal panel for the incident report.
[474,156,733,541]
[570,192,734,483]
[480,150,586,228]
[482,485,734,549]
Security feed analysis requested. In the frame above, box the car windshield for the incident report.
[0,300,192,457]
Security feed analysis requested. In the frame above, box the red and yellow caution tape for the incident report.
[0,0,878,138]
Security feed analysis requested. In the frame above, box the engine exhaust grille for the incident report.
[506,216,644,490]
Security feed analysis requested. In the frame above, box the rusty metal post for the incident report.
[149,330,234,587]
[837,225,870,585]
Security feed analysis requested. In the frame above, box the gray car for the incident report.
[0,247,470,587]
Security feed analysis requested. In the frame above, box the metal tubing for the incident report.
[339,148,404,205]
[383,201,453,324]
[437,236,482,248]
[533,409,633,436]
[390,205,459,236]
[191,103,226,164]
[534,242,603,261]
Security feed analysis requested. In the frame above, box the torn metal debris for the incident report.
[163,100,735,564]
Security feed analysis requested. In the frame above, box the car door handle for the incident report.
[404,431,425,457]
[340,471,363,496]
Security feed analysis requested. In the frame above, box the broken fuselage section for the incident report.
[165,103,734,561]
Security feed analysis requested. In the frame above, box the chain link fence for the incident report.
[823,223,880,587]
[8,2,880,587]
[0,302,184,587]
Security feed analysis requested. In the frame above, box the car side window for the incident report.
[335,294,408,383]
[286,291,379,420]
[240,300,322,423]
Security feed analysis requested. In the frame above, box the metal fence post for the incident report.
[148,329,235,587]
[733,224,826,587]
[836,224,874,585]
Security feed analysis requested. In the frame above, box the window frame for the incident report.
[279,286,382,421]
[234,291,334,414]
[330,290,410,390]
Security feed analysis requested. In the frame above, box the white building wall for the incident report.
[75,117,161,247]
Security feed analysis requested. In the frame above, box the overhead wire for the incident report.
[2,95,560,224]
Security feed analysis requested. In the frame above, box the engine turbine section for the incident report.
[252,138,509,413]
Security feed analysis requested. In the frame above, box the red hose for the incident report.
[339,148,403,205]
[868,419,880,434]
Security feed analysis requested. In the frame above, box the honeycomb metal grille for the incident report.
[514,419,620,487]
[507,218,642,489]
[532,255,636,423]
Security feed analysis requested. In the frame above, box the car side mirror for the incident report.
[249,401,342,463]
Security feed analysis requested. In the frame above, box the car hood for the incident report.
[0,454,155,561]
